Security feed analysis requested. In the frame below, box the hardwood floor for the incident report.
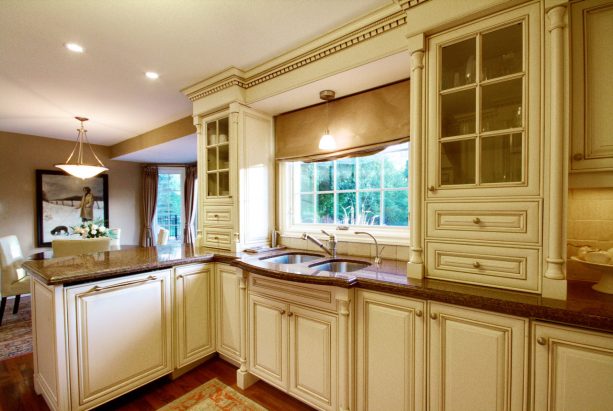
[0,354,314,410]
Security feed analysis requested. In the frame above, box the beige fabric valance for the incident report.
[275,80,410,161]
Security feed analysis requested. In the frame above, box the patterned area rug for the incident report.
[158,378,268,411]
[0,296,32,361]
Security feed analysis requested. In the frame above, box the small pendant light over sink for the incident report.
[319,90,336,150]
[55,117,108,179]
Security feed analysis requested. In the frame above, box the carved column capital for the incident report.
[410,50,425,72]
[547,6,567,32]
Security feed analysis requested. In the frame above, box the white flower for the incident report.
[99,226,106,232]
[92,224,98,230]
[91,229,97,235]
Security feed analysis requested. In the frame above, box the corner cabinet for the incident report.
[196,103,274,251]
[215,263,243,363]
[424,3,544,293]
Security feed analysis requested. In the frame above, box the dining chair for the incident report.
[157,228,169,245]
[52,237,111,257]
[0,235,30,326]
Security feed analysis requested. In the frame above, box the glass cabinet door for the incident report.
[437,21,526,189]
[205,116,230,197]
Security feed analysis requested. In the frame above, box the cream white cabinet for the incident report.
[355,290,425,411]
[65,270,173,410]
[196,103,274,251]
[570,0,613,176]
[532,322,613,411]
[215,263,242,363]
[174,263,215,368]
[428,302,528,411]
[247,274,350,411]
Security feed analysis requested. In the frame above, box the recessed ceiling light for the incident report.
[145,71,159,80]
[65,43,84,53]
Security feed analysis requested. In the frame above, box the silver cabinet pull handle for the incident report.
[415,310,423,317]
[473,217,481,224]
[430,312,438,320]
[90,275,156,293]
[537,337,547,346]
[473,261,481,268]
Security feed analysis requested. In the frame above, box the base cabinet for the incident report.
[356,290,425,411]
[428,302,528,411]
[175,264,215,368]
[532,322,613,411]
[65,270,173,410]
[215,263,242,363]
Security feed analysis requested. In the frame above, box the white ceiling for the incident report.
[114,133,198,164]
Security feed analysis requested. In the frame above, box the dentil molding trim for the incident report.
[184,0,430,102]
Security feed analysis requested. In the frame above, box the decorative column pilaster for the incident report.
[337,298,350,411]
[236,270,258,389]
[545,5,567,280]
[407,34,425,279]
[194,120,204,247]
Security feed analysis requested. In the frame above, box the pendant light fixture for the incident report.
[55,117,108,179]
[319,90,336,150]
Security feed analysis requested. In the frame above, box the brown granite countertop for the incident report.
[22,245,613,333]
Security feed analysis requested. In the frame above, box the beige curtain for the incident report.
[141,166,158,246]
[183,165,197,245]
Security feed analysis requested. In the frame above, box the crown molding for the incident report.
[183,1,430,102]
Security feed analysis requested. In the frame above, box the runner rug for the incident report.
[0,296,32,361]
[158,378,268,411]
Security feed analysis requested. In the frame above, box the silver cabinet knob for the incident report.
[537,337,547,346]
[430,312,438,320]
[473,261,481,268]
[473,217,481,224]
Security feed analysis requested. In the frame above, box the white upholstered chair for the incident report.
[0,235,30,326]
[108,228,121,247]
[52,237,111,257]
[157,228,169,245]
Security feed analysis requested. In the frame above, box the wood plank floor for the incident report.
[0,354,314,410]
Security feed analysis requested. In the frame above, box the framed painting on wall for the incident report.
[36,170,109,247]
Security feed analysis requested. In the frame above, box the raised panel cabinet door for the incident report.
[288,305,338,411]
[248,294,288,390]
[175,265,215,368]
[428,302,528,411]
[216,264,242,361]
[356,290,426,411]
[532,322,613,411]
[65,270,173,410]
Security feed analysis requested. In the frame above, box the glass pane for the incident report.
[300,194,314,223]
[316,162,333,191]
[219,171,229,196]
[300,163,314,192]
[207,147,217,171]
[156,173,183,242]
[482,23,523,80]
[207,173,217,196]
[441,37,476,90]
[481,78,523,132]
[384,150,408,188]
[336,158,356,190]
[384,191,409,226]
[336,192,356,225]
[358,155,381,189]
[218,144,229,169]
[358,192,381,225]
[441,88,476,137]
[218,117,229,143]
[481,133,522,183]
[440,139,476,185]
[316,193,334,224]
[206,121,216,146]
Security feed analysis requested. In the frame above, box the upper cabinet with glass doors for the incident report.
[205,116,231,198]
[426,3,541,198]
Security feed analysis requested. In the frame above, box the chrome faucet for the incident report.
[302,230,337,257]
[355,231,384,266]
[271,230,281,248]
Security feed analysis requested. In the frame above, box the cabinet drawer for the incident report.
[203,228,233,249]
[203,206,233,226]
[249,274,339,313]
[426,241,540,293]
[427,201,540,244]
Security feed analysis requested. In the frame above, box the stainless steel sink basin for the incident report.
[309,259,370,273]
[260,253,323,264]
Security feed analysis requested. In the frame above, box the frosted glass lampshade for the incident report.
[319,133,336,150]
[55,164,108,179]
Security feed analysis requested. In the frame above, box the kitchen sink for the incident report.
[260,252,323,264]
[309,259,370,273]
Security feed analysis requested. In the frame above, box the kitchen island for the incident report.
[23,245,613,411]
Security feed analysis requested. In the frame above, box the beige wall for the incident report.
[0,131,142,254]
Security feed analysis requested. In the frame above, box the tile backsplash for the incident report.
[280,236,410,261]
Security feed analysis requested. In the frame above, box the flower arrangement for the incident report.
[72,220,109,239]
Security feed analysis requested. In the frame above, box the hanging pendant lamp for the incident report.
[55,117,108,179]
[318,90,336,150]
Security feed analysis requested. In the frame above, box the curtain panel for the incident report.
[141,166,158,246]
[275,80,410,162]
[183,165,197,244]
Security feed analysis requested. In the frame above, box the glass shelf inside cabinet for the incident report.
[441,37,476,90]
[482,23,523,81]
[205,116,231,197]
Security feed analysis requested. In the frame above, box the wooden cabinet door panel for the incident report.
[216,265,241,361]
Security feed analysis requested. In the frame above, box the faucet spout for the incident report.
[355,231,383,266]
[302,231,337,257]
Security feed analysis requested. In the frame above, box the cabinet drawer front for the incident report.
[204,228,233,249]
[249,273,339,313]
[426,242,540,292]
[203,206,233,226]
[427,201,540,243]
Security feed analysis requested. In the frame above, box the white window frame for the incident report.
[278,150,410,246]
[155,167,186,244]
